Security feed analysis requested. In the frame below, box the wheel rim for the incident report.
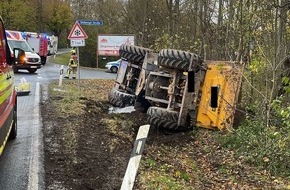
[112,67,118,73]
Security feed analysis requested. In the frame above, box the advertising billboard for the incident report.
[97,35,135,56]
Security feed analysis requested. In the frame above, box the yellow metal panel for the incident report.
[0,122,12,156]
[196,61,243,130]
[0,71,13,104]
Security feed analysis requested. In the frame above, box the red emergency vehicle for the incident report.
[6,30,42,73]
[24,32,48,65]
[0,17,18,155]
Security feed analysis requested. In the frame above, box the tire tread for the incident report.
[108,88,135,108]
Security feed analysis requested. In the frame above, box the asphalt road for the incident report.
[0,55,116,190]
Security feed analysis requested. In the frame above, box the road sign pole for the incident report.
[67,21,88,97]
[77,47,80,96]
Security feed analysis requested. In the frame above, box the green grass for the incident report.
[48,53,70,65]
[49,52,107,69]
[217,118,290,176]
[48,80,86,117]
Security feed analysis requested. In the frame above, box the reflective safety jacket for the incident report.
[69,55,78,68]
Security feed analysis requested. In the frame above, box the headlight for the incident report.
[18,56,27,64]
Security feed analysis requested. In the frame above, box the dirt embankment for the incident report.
[42,79,289,190]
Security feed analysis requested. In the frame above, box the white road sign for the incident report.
[70,39,85,47]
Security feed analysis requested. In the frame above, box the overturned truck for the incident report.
[108,45,244,131]
[108,44,154,108]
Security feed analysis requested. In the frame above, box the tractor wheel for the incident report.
[147,106,179,130]
[147,106,192,131]
[158,49,201,71]
[108,88,135,108]
[119,44,152,64]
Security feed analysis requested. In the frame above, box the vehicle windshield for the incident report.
[8,39,33,52]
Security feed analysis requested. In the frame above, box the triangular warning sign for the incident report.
[68,22,88,39]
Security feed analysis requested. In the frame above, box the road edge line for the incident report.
[27,82,43,190]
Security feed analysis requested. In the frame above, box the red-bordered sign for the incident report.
[68,22,88,39]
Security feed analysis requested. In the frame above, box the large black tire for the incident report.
[41,56,47,65]
[9,97,17,140]
[158,49,201,71]
[147,106,192,131]
[147,106,179,130]
[119,44,152,63]
[108,88,135,108]
[28,68,37,73]
[13,66,18,73]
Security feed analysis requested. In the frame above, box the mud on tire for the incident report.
[147,107,192,131]
[147,106,180,130]
[119,44,152,63]
[108,88,135,108]
[158,49,201,71]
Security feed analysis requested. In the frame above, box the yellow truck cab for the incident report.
[0,18,18,155]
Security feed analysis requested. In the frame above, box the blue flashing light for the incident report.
[21,32,26,39]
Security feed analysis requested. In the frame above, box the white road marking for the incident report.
[27,82,41,190]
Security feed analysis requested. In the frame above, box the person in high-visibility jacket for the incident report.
[64,48,78,79]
